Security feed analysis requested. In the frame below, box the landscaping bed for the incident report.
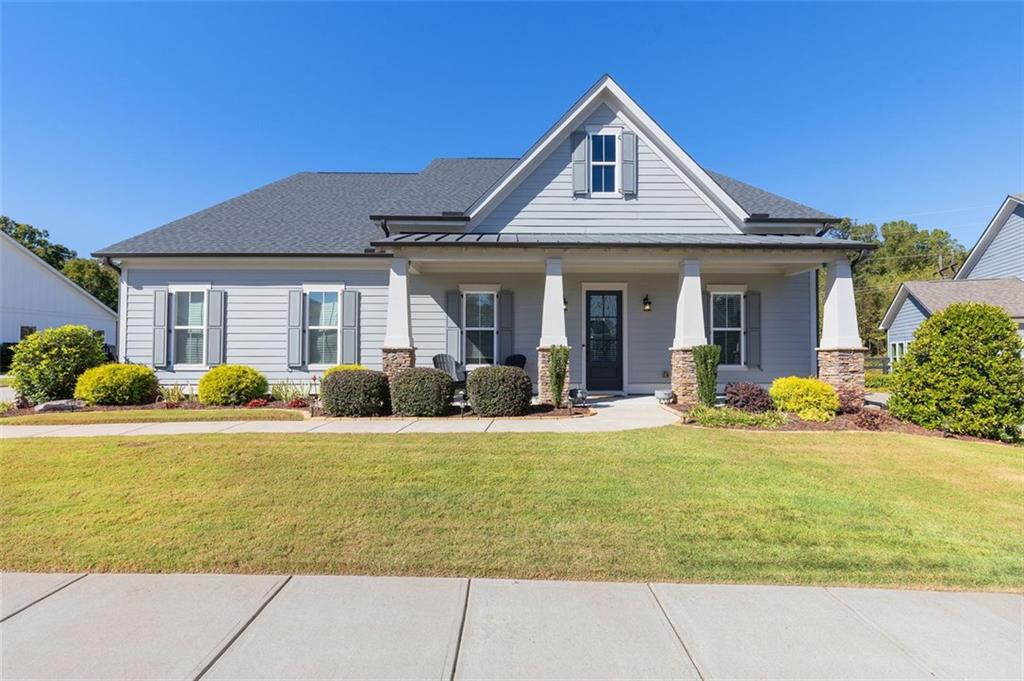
[0,405,305,425]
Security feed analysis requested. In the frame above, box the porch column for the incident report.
[382,257,415,379]
[537,257,569,405]
[670,259,705,409]
[818,257,866,407]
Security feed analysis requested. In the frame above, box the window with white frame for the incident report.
[173,290,206,366]
[306,290,340,366]
[590,131,618,195]
[710,291,744,367]
[463,291,497,366]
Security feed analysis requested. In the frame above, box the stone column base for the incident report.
[670,347,700,410]
[382,347,415,381]
[537,346,570,406]
[817,347,867,409]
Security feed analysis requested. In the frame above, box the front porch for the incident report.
[376,240,867,406]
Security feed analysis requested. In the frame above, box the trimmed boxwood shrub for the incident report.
[74,364,159,406]
[467,365,532,417]
[198,365,269,406]
[10,325,107,404]
[391,367,454,417]
[321,369,390,417]
[769,376,839,422]
[693,344,721,407]
[889,303,1024,441]
[724,382,773,413]
[322,364,366,379]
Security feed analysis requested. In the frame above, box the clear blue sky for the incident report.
[3,2,1022,256]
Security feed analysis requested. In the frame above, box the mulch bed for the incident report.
[2,400,301,418]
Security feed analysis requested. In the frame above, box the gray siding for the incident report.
[125,268,388,383]
[886,296,928,347]
[968,204,1024,279]
[473,104,732,234]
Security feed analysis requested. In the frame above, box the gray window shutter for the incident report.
[206,289,225,366]
[621,131,637,197]
[152,289,168,367]
[445,291,462,363]
[703,291,712,345]
[287,289,303,368]
[340,289,360,365]
[571,131,588,196]
[499,291,514,364]
[745,292,762,369]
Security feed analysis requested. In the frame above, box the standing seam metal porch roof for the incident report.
[373,232,872,249]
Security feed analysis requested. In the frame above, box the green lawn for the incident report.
[0,408,303,425]
[2,428,1021,590]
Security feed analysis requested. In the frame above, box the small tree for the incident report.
[692,344,721,407]
[10,325,107,403]
[547,345,570,408]
[889,303,1024,441]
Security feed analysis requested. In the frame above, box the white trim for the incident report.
[461,289,499,369]
[303,282,345,293]
[118,256,392,271]
[168,283,212,293]
[955,195,1023,280]
[579,282,629,394]
[0,230,118,321]
[587,126,621,198]
[117,267,128,362]
[878,283,912,331]
[709,289,745,369]
[170,288,208,369]
[304,287,344,369]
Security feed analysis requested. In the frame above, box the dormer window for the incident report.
[590,132,618,195]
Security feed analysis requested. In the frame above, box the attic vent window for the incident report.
[590,133,617,195]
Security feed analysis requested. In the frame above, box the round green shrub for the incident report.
[74,364,159,406]
[10,325,107,404]
[391,367,454,417]
[322,364,366,379]
[769,376,839,422]
[467,365,532,416]
[889,303,1024,441]
[197,365,269,406]
[320,369,390,417]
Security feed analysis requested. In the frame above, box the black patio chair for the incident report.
[432,353,466,389]
[503,354,527,370]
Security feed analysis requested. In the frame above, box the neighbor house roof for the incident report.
[374,232,871,249]
[879,277,1024,329]
[95,172,414,257]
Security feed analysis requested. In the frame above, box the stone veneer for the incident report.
[382,348,415,381]
[537,346,570,405]
[670,347,699,409]
[817,347,867,409]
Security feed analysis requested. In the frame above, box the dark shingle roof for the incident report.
[371,158,517,217]
[705,170,837,221]
[95,172,413,256]
[903,278,1024,319]
[374,232,871,249]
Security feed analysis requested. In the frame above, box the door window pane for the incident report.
[465,330,494,364]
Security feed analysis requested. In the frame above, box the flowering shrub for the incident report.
[245,398,269,408]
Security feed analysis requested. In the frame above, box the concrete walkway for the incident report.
[1,573,1018,680]
[1,395,679,439]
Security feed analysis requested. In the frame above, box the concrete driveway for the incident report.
[1,573,1019,680]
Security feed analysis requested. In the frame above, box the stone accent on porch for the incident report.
[817,348,866,407]
[670,348,699,409]
[537,346,570,405]
[382,348,415,380]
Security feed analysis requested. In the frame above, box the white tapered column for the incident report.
[382,257,414,378]
[670,259,704,408]
[539,257,568,347]
[818,257,866,408]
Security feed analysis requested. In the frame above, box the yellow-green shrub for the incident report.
[198,365,268,406]
[322,364,366,379]
[769,376,839,422]
[74,364,159,406]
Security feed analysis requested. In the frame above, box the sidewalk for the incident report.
[1,395,679,439]
[1,573,1018,680]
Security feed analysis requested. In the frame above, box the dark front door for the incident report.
[585,291,623,391]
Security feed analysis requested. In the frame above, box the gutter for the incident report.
[91,252,393,259]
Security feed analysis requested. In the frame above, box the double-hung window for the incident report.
[709,288,745,367]
[172,289,207,366]
[462,289,498,367]
[590,130,618,195]
[306,289,341,367]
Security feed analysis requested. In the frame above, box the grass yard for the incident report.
[2,428,1021,590]
[0,408,303,425]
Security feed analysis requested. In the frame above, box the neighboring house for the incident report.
[880,195,1024,361]
[1,230,117,346]
[95,75,871,405]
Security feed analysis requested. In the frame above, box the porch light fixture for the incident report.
[563,297,568,311]
[642,295,652,312]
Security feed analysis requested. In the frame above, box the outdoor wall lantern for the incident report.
[563,297,568,311]
[642,295,652,312]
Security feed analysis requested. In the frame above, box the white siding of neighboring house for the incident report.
[473,104,733,234]
[966,204,1024,280]
[124,264,815,392]
[0,233,117,345]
